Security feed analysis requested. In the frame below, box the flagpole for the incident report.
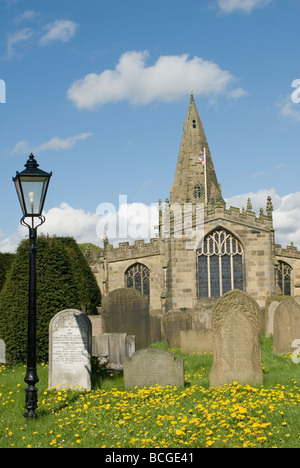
[204,147,207,206]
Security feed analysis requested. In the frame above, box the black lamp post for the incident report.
[13,153,52,418]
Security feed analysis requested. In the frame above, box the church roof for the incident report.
[170,93,224,206]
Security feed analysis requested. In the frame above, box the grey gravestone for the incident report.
[89,315,103,336]
[101,288,150,350]
[49,309,92,391]
[92,333,135,369]
[180,329,212,355]
[273,299,300,354]
[266,301,280,337]
[210,290,263,387]
[162,310,192,348]
[0,339,5,365]
[123,348,184,390]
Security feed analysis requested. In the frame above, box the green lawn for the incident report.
[0,336,300,448]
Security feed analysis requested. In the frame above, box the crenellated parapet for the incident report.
[275,242,300,259]
[105,238,161,262]
[158,196,274,240]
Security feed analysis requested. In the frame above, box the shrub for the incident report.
[0,252,15,292]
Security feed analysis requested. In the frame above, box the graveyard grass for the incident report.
[1,336,300,449]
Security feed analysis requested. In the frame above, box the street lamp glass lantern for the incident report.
[13,154,52,218]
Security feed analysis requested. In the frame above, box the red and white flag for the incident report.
[199,147,206,165]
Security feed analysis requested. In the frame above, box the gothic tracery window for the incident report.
[197,229,244,298]
[125,263,150,297]
[276,261,292,296]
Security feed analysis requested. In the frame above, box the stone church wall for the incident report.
[275,243,300,297]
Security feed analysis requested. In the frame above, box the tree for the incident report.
[0,236,101,364]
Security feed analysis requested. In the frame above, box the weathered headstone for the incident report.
[92,333,135,369]
[180,329,212,355]
[0,339,5,365]
[49,309,92,390]
[101,288,150,350]
[273,299,300,354]
[266,301,280,337]
[89,315,103,336]
[161,310,192,348]
[123,348,184,390]
[210,290,263,387]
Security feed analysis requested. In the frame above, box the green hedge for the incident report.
[0,252,15,292]
[0,236,101,364]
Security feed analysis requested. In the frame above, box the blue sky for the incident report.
[0,0,299,252]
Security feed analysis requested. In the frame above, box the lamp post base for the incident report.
[24,385,38,419]
[24,366,39,419]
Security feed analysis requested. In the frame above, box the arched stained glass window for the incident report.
[276,261,292,296]
[197,229,244,298]
[125,263,150,297]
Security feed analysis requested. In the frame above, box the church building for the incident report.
[89,94,300,313]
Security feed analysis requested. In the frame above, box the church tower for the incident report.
[170,93,224,206]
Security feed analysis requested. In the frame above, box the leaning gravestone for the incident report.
[49,309,92,391]
[123,348,184,390]
[0,339,5,365]
[210,290,263,387]
[273,299,300,354]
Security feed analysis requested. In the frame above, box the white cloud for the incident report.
[0,201,159,253]
[251,171,265,179]
[6,27,32,59]
[278,95,300,123]
[0,229,23,254]
[10,132,93,156]
[39,203,100,244]
[217,0,272,14]
[0,203,101,253]
[16,10,40,22]
[227,87,248,99]
[3,18,78,60]
[40,20,78,46]
[67,50,246,110]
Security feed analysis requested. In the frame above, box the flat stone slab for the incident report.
[123,348,184,390]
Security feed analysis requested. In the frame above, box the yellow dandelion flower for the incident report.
[206,440,215,447]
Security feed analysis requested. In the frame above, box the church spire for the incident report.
[170,93,224,206]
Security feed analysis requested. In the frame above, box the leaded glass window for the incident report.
[276,261,292,296]
[125,263,150,297]
[197,229,244,298]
